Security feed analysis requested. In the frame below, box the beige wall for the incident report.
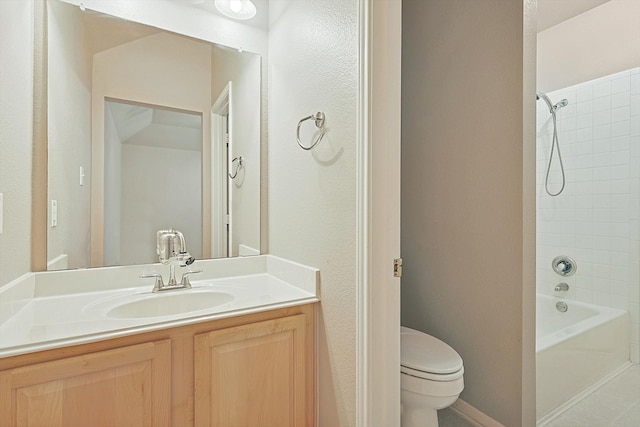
[268,1,359,424]
[401,1,535,425]
[47,0,92,269]
[538,0,640,92]
[0,0,33,285]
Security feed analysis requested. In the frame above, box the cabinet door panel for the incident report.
[195,314,306,427]
[0,340,171,427]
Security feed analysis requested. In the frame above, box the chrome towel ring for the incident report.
[229,156,243,179]
[297,112,326,150]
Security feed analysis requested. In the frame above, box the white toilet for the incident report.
[401,326,464,427]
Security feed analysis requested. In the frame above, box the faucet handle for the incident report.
[140,273,165,292]
[180,269,203,288]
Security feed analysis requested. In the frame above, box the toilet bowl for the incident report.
[401,326,464,427]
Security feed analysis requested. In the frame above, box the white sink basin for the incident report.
[106,290,234,319]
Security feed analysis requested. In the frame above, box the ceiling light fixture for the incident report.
[214,0,257,20]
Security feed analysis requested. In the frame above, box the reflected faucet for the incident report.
[141,229,201,292]
[157,228,195,267]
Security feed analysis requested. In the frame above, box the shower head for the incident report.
[537,92,568,114]
[554,99,568,111]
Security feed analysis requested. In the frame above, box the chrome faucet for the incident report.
[554,282,569,292]
[141,229,201,292]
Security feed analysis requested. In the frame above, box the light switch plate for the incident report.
[51,199,58,227]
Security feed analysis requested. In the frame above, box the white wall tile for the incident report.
[577,86,593,102]
[612,76,631,94]
[612,150,630,165]
[612,120,630,138]
[577,113,593,129]
[593,138,611,153]
[612,135,630,151]
[612,106,630,123]
[612,91,631,108]
[577,127,594,142]
[631,95,639,116]
[593,95,612,112]
[611,179,630,194]
[593,110,611,126]
[593,123,611,139]
[594,81,612,98]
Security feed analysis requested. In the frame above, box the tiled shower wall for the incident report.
[536,67,640,362]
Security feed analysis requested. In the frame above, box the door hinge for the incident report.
[394,258,403,278]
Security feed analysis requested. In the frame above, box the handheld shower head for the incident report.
[537,92,568,113]
[537,91,568,197]
[553,99,568,111]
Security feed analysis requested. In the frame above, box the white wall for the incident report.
[0,0,33,285]
[120,144,202,264]
[47,0,92,270]
[537,0,640,93]
[268,1,359,424]
[103,105,122,266]
[401,1,535,425]
[536,68,640,362]
[210,46,261,256]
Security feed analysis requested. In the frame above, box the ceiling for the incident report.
[107,101,202,152]
[537,0,611,32]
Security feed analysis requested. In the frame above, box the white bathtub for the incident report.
[536,294,629,421]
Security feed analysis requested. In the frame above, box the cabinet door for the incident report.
[194,314,307,427]
[0,340,171,427]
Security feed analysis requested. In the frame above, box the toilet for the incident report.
[401,326,464,427]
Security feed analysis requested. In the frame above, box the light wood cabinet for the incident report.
[0,304,316,427]
[0,340,171,427]
[194,314,307,427]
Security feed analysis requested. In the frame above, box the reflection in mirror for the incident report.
[104,99,203,266]
[46,0,261,270]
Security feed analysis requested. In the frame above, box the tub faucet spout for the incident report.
[554,283,569,292]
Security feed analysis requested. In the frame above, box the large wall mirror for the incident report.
[45,0,261,270]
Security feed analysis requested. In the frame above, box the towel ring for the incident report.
[297,112,326,150]
[228,156,243,179]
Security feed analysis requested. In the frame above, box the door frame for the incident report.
[357,1,402,425]
[211,82,232,258]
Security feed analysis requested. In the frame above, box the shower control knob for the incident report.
[552,256,576,277]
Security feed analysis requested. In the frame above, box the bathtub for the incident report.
[536,294,629,421]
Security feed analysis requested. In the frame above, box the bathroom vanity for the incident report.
[0,255,319,426]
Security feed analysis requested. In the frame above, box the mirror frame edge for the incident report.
[32,0,48,272]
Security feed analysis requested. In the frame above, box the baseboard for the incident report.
[450,399,506,427]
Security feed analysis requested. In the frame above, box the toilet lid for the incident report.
[401,326,463,375]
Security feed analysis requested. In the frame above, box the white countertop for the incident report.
[0,255,319,358]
